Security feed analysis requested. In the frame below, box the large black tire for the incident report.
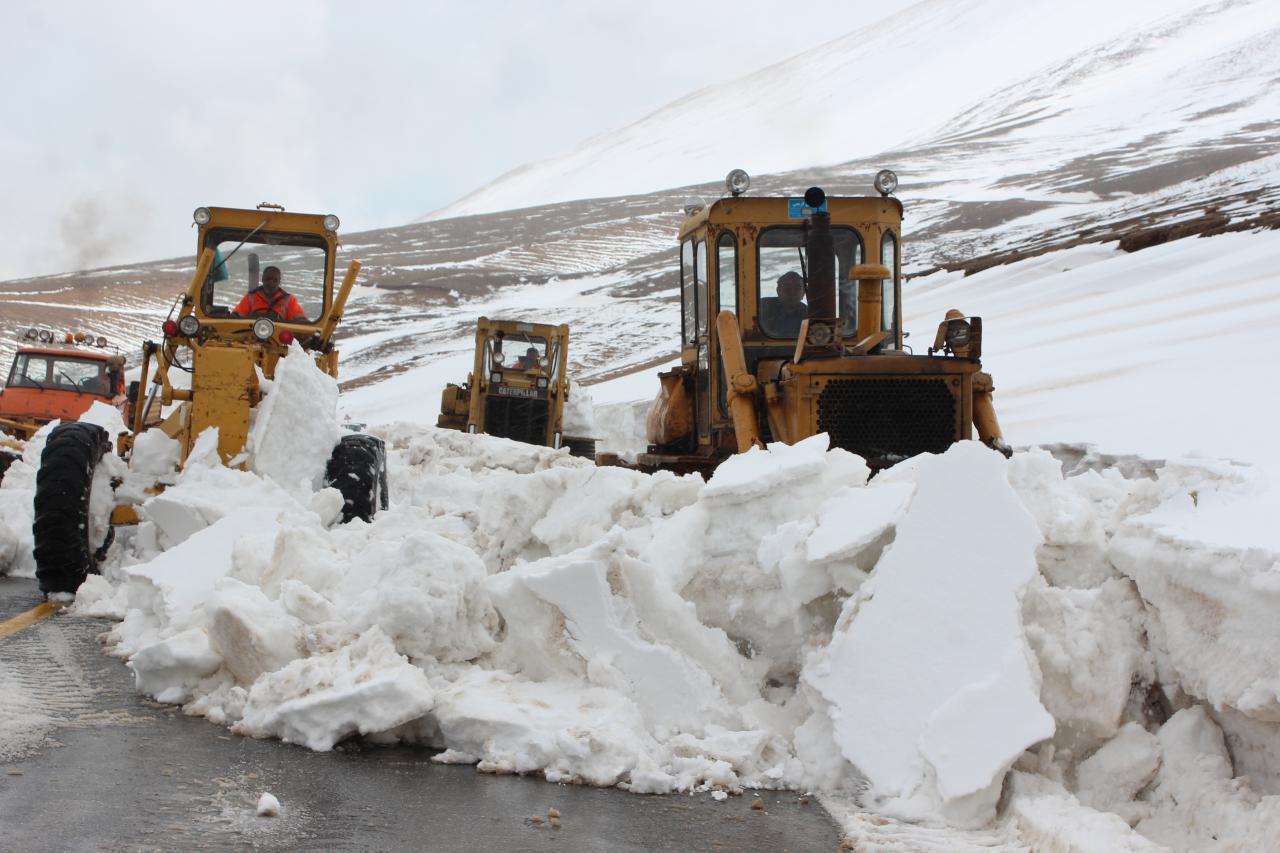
[33,422,112,595]
[324,434,388,524]
[564,437,596,460]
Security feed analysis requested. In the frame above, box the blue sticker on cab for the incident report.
[788,198,828,218]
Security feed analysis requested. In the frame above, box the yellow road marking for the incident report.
[0,601,63,640]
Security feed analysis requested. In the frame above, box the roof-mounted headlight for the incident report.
[682,198,706,216]
[177,315,201,337]
[252,317,275,341]
[193,207,212,226]
[945,318,972,348]
[874,169,898,196]
[322,214,340,232]
[725,169,750,197]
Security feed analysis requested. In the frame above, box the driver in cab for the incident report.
[233,265,307,322]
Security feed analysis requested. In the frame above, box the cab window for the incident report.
[7,354,111,396]
[681,240,696,345]
[201,230,329,323]
[881,231,899,338]
[758,226,863,338]
[695,240,709,338]
[490,334,548,373]
[717,231,737,315]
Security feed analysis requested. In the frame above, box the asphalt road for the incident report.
[0,576,839,852]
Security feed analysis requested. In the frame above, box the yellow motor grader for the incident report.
[32,204,387,595]
[628,169,1007,475]
[438,317,596,457]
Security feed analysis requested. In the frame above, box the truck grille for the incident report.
[485,396,550,446]
[817,378,958,464]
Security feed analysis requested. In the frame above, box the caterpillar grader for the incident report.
[615,169,1007,475]
[0,332,127,483]
[437,317,596,457]
[31,204,388,596]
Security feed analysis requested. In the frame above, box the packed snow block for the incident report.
[487,535,742,732]
[1008,772,1171,853]
[1135,706,1280,850]
[702,434,855,502]
[1111,521,1280,723]
[129,627,222,704]
[1074,723,1160,812]
[804,441,1054,828]
[333,531,497,664]
[206,579,306,686]
[429,668,656,787]
[123,509,269,629]
[1006,449,1125,588]
[648,440,877,680]
[235,627,434,751]
[248,342,342,493]
[1022,578,1149,753]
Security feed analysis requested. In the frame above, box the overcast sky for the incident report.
[0,1,917,281]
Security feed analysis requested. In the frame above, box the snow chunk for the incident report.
[255,792,280,817]
[235,627,434,751]
[247,342,341,493]
[804,441,1053,827]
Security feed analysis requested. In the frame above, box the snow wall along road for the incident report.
[2,346,1277,848]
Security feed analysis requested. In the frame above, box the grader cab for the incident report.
[32,204,388,595]
[636,169,1007,475]
[438,318,595,457]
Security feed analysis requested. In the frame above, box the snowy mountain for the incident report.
[424,0,1280,222]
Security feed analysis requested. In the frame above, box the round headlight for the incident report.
[38,329,54,343]
[682,197,706,217]
[874,169,899,196]
[725,169,750,197]
[492,351,505,365]
[806,324,834,347]
[24,327,39,340]
[252,317,275,341]
[178,315,200,337]
[489,371,503,384]
[536,376,549,389]
[804,186,827,210]
[945,318,972,348]
[193,207,212,226]
[95,336,108,347]
[323,214,340,232]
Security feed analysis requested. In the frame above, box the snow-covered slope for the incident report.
[425,0,1280,221]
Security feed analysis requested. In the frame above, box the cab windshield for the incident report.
[490,334,549,373]
[757,225,864,338]
[200,229,329,323]
[7,354,112,396]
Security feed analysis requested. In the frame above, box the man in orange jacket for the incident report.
[233,265,307,322]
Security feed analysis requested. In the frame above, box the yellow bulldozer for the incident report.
[32,204,387,595]
[437,317,596,457]
[628,169,1007,475]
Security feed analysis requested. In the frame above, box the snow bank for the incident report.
[49,394,1280,849]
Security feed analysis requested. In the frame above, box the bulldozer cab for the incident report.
[440,318,568,446]
[637,170,1006,475]
[438,318,595,456]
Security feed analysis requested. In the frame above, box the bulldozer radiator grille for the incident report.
[817,378,957,462]
[485,396,550,446]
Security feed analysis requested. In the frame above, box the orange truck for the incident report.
[0,335,127,450]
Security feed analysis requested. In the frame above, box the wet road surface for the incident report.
[0,576,839,852]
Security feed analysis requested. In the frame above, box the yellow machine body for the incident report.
[438,318,594,456]
[635,187,1005,474]
[119,205,361,491]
